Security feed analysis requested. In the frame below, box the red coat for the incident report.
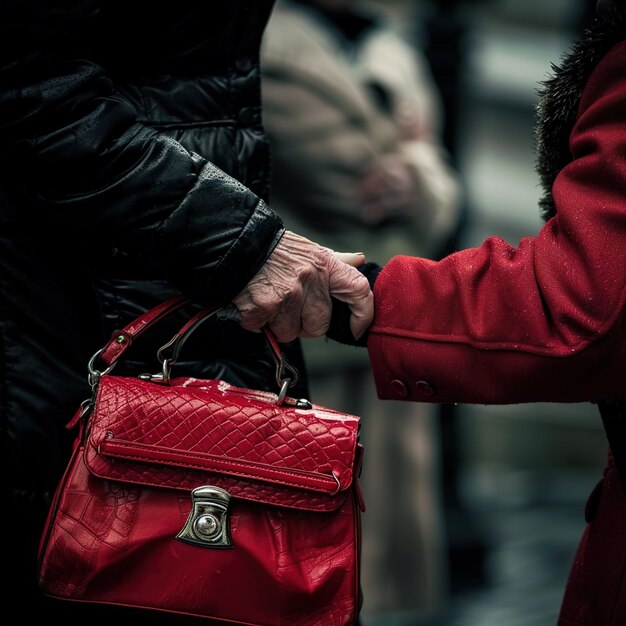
[367,39,626,626]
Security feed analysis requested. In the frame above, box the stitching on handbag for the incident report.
[98,439,348,494]
[84,451,347,512]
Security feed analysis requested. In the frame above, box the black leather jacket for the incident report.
[0,1,307,610]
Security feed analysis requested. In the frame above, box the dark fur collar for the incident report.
[536,5,626,219]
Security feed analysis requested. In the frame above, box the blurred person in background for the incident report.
[261,0,462,617]
[329,1,626,624]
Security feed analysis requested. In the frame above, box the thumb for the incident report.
[327,257,374,340]
[333,251,366,267]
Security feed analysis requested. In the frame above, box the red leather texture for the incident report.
[85,376,359,510]
[39,373,362,625]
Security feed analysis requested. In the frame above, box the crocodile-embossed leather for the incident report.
[39,370,363,625]
[85,376,358,509]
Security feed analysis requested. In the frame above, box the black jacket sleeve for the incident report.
[0,19,282,307]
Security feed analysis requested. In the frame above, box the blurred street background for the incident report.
[359,0,605,624]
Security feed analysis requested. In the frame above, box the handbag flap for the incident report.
[84,376,361,512]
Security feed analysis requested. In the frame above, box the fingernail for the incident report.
[352,252,365,256]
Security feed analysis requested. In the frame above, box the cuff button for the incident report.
[415,380,434,396]
[390,379,408,398]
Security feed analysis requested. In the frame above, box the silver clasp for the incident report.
[177,486,232,548]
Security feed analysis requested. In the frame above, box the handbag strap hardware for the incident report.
[274,354,299,403]
[79,348,116,437]
[99,295,189,368]
[281,396,313,410]
[85,295,190,391]
[276,378,290,405]
[87,347,115,387]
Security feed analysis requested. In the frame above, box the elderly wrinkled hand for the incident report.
[232,230,374,343]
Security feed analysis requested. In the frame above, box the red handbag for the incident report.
[38,297,364,625]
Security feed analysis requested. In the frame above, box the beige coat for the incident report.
[261,2,461,266]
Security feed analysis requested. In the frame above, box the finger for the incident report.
[300,283,332,338]
[266,285,304,343]
[217,304,242,322]
[268,319,301,343]
[333,252,366,267]
[327,258,374,339]
[233,285,278,332]
[236,303,269,331]
[349,290,374,340]
[238,314,269,332]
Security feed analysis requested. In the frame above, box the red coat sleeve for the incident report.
[367,40,626,405]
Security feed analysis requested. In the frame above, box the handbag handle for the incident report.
[88,297,299,402]
[156,307,299,399]
[97,295,189,368]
